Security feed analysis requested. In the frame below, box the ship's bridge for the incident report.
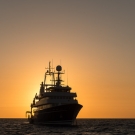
[45,85,71,92]
[33,91,78,107]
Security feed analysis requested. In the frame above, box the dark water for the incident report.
[0,119,135,135]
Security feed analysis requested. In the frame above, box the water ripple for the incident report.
[0,119,135,135]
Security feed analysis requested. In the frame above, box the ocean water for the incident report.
[0,119,135,135]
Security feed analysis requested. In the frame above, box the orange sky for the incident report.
[0,0,135,118]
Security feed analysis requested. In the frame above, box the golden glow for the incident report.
[0,1,135,118]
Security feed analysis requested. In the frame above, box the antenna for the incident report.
[52,59,53,72]
[49,61,51,73]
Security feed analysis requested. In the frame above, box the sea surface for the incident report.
[0,118,135,135]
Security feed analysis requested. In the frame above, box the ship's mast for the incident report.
[44,61,55,89]
[55,65,63,87]
[43,62,66,91]
[49,61,51,74]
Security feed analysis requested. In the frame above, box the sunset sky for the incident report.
[0,0,135,118]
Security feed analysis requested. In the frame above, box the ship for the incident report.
[26,62,83,125]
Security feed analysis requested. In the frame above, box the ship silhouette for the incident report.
[26,62,83,125]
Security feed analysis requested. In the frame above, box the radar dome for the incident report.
[56,65,62,71]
